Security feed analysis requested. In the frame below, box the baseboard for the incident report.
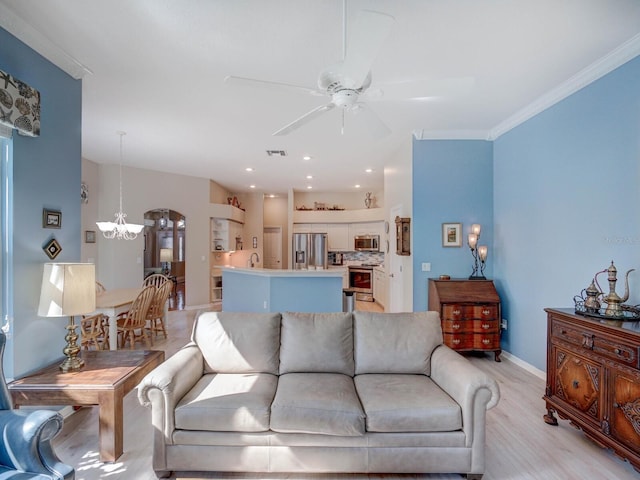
[501,351,546,380]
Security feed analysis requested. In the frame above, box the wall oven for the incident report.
[349,265,374,302]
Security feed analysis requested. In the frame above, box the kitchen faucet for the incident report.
[249,252,260,268]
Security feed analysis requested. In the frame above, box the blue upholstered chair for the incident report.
[0,329,75,480]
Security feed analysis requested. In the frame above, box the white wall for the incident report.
[96,164,211,306]
[384,136,414,311]
[81,158,99,267]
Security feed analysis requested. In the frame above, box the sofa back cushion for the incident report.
[353,311,442,375]
[193,311,281,374]
[279,312,354,376]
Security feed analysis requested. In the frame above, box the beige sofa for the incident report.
[137,311,500,479]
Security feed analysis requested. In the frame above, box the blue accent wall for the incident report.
[223,271,343,313]
[0,27,82,378]
[493,56,640,371]
[412,140,494,312]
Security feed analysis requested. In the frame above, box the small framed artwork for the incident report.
[43,209,62,229]
[85,230,96,243]
[442,222,462,247]
[43,238,62,259]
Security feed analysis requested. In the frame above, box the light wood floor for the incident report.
[51,309,639,480]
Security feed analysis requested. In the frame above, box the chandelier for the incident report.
[96,131,144,240]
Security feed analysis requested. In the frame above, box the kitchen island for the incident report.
[221,266,343,312]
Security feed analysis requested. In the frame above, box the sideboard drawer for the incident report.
[443,333,474,350]
[471,319,500,333]
[473,334,500,350]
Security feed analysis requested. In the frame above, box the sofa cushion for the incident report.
[175,373,277,432]
[353,311,442,375]
[354,374,462,432]
[270,373,365,436]
[193,311,281,374]
[279,312,354,375]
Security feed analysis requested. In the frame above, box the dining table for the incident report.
[95,287,143,350]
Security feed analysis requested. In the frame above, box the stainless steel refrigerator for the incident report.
[292,233,328,270]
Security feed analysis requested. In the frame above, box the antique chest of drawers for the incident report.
[428,279,501,361]
[543,308,640,472]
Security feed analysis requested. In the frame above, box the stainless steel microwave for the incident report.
[354,235,380,252]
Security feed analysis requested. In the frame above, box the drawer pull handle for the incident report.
[482,309,491,316]
[614,348,620,355]
[452,339,461,345]
[482,324,490,330]
[482,339,491,345]
[573,380,579,389]
[452,323,461,330]
[453,309,461,315]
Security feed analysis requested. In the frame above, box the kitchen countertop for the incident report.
[221,266,343,277]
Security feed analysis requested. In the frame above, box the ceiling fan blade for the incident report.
[224,75,324,97]
[373,77,476,101]
[352,103,391,138]
[273,103,335,136]
[342,10,395,89]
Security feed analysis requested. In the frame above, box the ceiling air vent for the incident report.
[266,150,287,157]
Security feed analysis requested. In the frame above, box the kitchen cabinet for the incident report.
[211,218,243,252]
[326,224,350,251]
[211,268,222,304]
[543,308,640,472]
[349,222,383,238]
[428,279,501,361]
[373,266,386,308]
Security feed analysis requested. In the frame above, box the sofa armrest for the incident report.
[0,409,74,479]
[430,344,500,451]
[138,343,203,439]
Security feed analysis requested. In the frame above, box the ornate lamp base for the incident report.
[60,316,84,372]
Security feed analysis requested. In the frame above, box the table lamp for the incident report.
[38,263,96,372]
[160,248,173,274]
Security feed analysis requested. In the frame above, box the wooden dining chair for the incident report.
[142,273,169,289]
[80,313,109,350]
[95,281,107,294]
[116,285,155,349]
[146,279,173,340]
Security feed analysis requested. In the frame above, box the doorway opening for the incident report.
[263,226,283,269]
[144,209,186,310]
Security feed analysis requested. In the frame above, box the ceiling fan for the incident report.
[225,4,473,137]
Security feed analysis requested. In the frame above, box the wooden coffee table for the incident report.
[8,349,164,462]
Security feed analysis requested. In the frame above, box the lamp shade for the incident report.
[160,248,173,263]
[38,263,96,317]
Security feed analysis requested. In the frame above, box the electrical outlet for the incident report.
[501,319,508,330]
[263,300,268,309]
[421,262,431,272]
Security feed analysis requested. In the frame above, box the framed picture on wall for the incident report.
[85,230,96,243]
[442,222,462,247]
[43,208,62,229]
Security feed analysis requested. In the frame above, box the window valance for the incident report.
[0,69,40,137]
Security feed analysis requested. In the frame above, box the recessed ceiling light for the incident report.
[246,167,254,172]
[307,185,313,189]
[355,184,361,188]
[306,175,313,179]
[268,194,276,198]
[249,185,256,189]
[303,155,311,160]
[365,168,373,173]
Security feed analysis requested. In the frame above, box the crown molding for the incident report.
[412,129,489,141]
[488,33,640,141]
[0,3,92,80]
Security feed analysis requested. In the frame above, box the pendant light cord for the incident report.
[117,131,125,215]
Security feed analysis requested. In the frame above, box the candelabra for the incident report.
[467,224,488,280]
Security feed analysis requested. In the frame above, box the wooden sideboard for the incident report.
[543,308,640,472]
[428,279,501,362]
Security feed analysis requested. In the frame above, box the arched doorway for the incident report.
[144,209,186,310]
